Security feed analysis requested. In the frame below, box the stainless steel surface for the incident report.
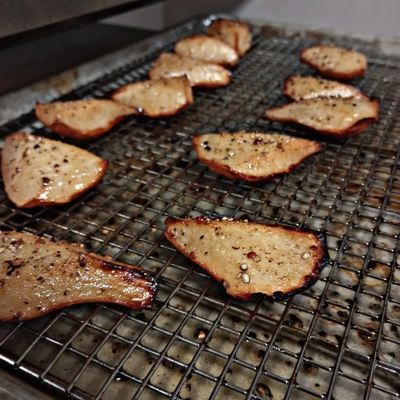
[0,15,400,400]
[0,0,160,40]
[0,369,54,400]
[0,23,152,96]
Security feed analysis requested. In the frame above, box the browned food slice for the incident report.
[35,99,136,140]
[112,76,193,118]
[174,35,239,66]
[2,132,107,208]
[165,217,328,300]
[265,97,379,138]
[193,132,321,181]
[207,18,252,57]
[149,52,231,87]
[0,231,157,321]
[284,76,363,101]
[300,45,367,80]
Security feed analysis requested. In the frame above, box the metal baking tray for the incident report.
[0,15,400,400]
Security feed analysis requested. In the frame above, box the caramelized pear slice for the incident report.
[300,44,367,80]
[165,217,328,300]
[175,35,239,66]
[35,99,135,140]
[0,231,157,321]
[207,18,252,57]
[284,76,363,101]
[2,132,107,208]
[266,97,379,138]
[112,77,193,117]
[149,52,231,87]
[193,132,321,181]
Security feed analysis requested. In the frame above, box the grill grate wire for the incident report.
[0,16,400,400]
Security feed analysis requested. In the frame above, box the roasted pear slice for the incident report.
[193,132,321,181]
[0,231,157,321]
[174,35,239,66]
[284,76,363,101]
[2,132,107,208]
[35,99,136,140]
[207,18,252,57]
[265,97,379,138]
[112,76,193,118]
[149,52,231,87]
[300,44,367,80]
[165,217,328,300]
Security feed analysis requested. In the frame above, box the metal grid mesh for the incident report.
[1,16,400,400]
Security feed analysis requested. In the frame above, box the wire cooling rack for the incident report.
[0,15,400,400]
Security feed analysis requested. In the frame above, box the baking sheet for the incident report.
[0,15,400,400]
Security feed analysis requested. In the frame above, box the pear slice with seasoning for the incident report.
[112,76,193,118]
[207,18,252,57]
[2,132,107,208]
[193,132,321,181]
[149,52,231,87]
[165,217,328,300]
[265,97,379,138]
[284,76,363,101]
[35,99,136,140]
[0,231,157,321]
[300,44,367,80]
[174,35,239,66]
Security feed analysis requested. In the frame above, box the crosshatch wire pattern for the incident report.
[0,16,400,400]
